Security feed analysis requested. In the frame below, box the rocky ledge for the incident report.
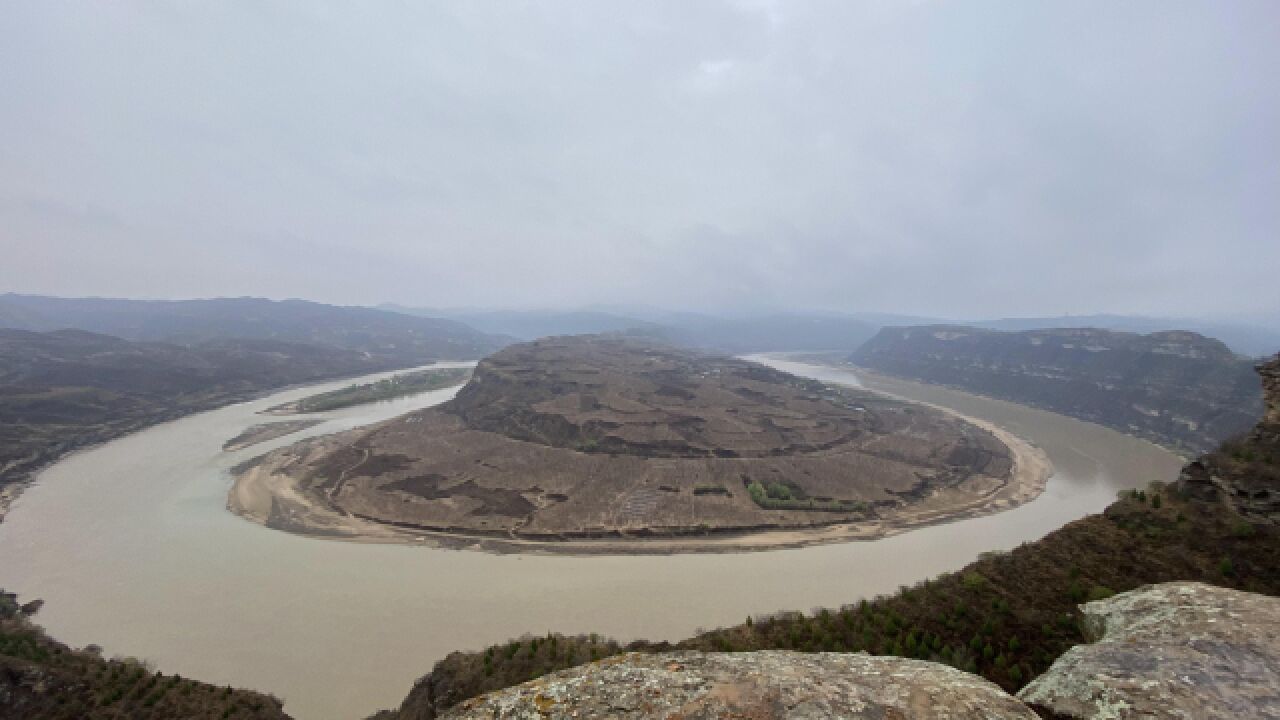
[1019,582,1280,719]
[435,650,1038,720]
[414,582,1280,720]
[1177,354,1280,523]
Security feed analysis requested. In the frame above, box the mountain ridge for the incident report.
[850,325,1263,454]
[0,294,507,364]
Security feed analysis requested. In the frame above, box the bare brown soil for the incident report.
[229,336,1050,553]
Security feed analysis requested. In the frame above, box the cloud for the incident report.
[0,1,1276,320]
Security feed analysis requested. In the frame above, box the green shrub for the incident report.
[1086,586,1115,601]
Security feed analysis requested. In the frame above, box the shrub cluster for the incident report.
[0,594,288,720]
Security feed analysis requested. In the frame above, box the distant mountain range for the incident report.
[382,304,1280,358]
[973,314,1280,359]
[386,305,885,353]
[0,294,507,364]
[380,305,656,342]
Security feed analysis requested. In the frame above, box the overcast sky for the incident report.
[1,1,1277,320]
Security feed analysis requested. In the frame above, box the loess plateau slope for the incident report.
[232,336,1046,551]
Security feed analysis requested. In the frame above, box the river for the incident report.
[0,357,1184,720]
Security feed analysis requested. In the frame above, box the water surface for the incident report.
[0,358,1183,719]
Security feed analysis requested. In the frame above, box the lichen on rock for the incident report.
[436,650,1038,719]
[1018,581,1280,719]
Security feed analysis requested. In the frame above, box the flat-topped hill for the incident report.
[447,337,888,458]
[852,325,1264,453]
[232,336,1047,551]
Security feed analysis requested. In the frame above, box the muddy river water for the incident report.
[0,357,1183,719]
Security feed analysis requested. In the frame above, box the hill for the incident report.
[850,325,1263,453]
[975,314,1280,358]
[0,328,457,521]
[382,353,1280,719]
[0,294,505,365]
[230,335,1044,550]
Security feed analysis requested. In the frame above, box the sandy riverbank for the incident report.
[227,376,1052,556]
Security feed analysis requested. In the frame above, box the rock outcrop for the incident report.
[851,326,1264,453]
[432,650,1039,720]
[409,584,1280,720]
[1263,358,1280,426]
[1019,582,1280,719]
[1177,354,1280,523]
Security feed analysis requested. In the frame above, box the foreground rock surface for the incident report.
[433,650,1038,720]
[1018,582,1280,719]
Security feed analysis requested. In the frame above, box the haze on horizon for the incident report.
[1,2,1277,323]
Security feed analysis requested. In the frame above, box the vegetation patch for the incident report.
[284,367,471,413]
[746,479,866,512]
[0,591,289,719]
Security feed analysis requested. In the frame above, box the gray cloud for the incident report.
[1,1,1277,319]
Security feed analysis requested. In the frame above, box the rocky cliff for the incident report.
[1177,354,1280,523]
[851,326,1265,453]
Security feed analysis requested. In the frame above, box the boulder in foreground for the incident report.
[1018,581,1280,719]
[435,650,1038,720]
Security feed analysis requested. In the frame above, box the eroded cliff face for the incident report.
[851,326,1265,454]
[432,651,1038,720]
[1177,354,1280,523]
[1263,358,1280,425]
[1019,582,1280,719]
